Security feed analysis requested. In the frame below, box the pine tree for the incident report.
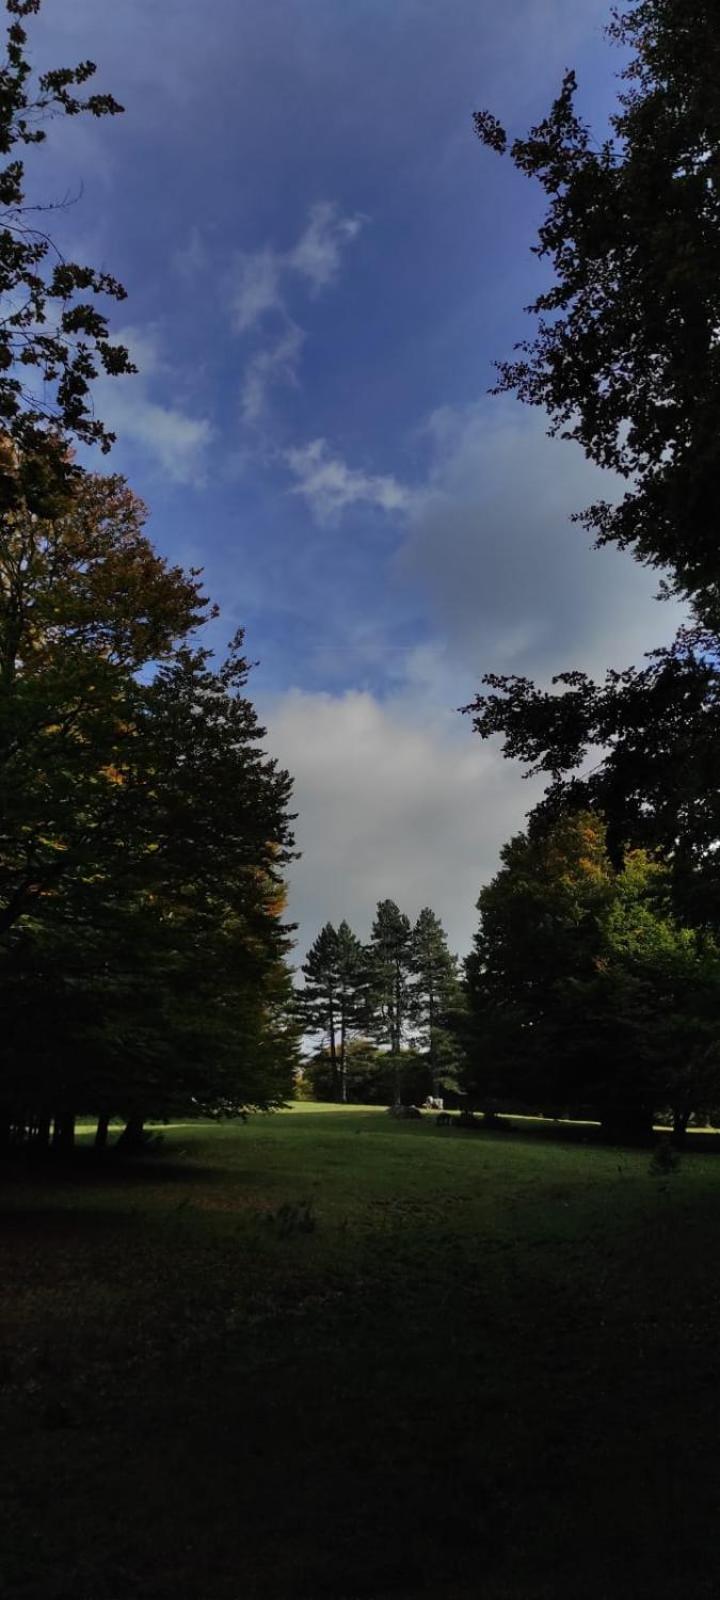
[368,900,413,1102]
[299,920,368,1101]
[335,920,371,1102]
[300,925,342,1098]
[410,908,459,1092]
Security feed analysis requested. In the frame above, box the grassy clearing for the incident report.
[3,1109,720,1599]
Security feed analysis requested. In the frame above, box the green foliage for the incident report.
[0,1,133,465]
[298,920,369,1100]
[464,631,720,929]
[468,1,720,936]
[366,899,413,1080]
[0,478,298,1140]
[463,812,720,1136]
[474,0,720,624]
[409,906,460,1086]
[305,1040,431,1107]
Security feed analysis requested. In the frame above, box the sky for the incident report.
[29,0,683,961]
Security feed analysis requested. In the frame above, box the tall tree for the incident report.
[0,0,133,478]
[474,0,720,625]
[0,475,297,1146]
[367,900,413,1102]
[464,629,720,929]
[468,0,720,918]
[300,925,342,1098]
[0,471,207,937]
[463,812,720,1138]
[299,921,368,1102]
[410,908,459,1092]
[335,920,371,1102]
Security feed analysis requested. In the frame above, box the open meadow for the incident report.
[3,1107,720,1600]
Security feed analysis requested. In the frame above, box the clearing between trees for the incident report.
[3,1108,720,1600]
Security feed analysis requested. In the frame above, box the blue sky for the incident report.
[29,0,682,957]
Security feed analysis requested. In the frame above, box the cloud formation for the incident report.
[284,438,414,522]
[96,326,213,485]
[400,401,685,680]
[231,202,365,423]
[232,202,365,334]
[263,683,540,963]
[240,323,306,425]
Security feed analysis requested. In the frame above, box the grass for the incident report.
[3,1107,720,1600]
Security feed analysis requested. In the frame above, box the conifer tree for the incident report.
[368,900,413,1102]
[410,908,459,1092]
[299,920,369,1101]
[300,925,342,1098]
[335,920,371,1102]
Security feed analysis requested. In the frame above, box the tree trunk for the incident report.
[339,1010,347,1103]
[94,1113,110,1149]
[52,1112,76,1152]
[328,999,339,1102]
[116,1112,146,1150]
[428,990,437,1093]
[672,1106,690,1148]
[34,1115,51,1149]
[600,1105,653,1145]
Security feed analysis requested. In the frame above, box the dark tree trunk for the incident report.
[328,1000,339,1102]
[94,1113,110,1149]
[34,1116,51,1149]
[672,1106,690,1148]
[116,1112,146,1150]
[52,1112,76,1152]
[339,1011,347,1103]
[600,1105,653,1145]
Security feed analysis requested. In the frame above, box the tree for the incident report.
[0,0,133,477]
[464,813,616,1118]
[299,920,368,1101]
[300,924,343,1099]
[467,0,720,927]
[0,470,207,937]
[474,0,720,626]
[409,908,459,1092]
[367,900,413,1102]
[463,812,720,1139]
[335,920,371,1102]
[305,1040,431,1107]
[0,476,298,1146]
[463,629,720,930]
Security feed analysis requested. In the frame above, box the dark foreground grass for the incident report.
[3,1107,720,1600]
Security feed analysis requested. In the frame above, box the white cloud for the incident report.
[398,400,686,680]
[232,203,366,426]
[173,226,210,281]
[96,325,213,485]
[288,201,365,292]
[284,438,414,522]
[231,202,365,336]
[240,323,305,425]
[263,683,542,964]
[232,248,285,334]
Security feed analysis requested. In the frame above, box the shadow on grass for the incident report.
[0,1146,225,1189]
[442,1113,720,1155]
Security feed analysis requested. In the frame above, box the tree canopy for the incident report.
[462,813,720,1138]
[475,0,720,625]
[0,0,133,470]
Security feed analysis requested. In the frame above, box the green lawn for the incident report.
[3,1108,720,1600]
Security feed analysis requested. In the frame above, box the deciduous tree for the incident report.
[0,0,133,476]
[474,0,720,625]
